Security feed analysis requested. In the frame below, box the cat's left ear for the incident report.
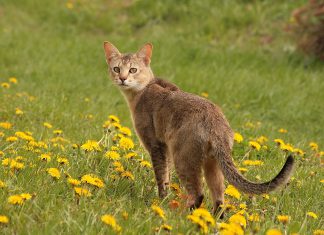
[103,41,121,64]
[136,43,153,65]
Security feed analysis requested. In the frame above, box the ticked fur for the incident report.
[103,41,295,214]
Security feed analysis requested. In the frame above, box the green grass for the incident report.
[0,0,323,234]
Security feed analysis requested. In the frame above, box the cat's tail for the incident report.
[219,153,294,194]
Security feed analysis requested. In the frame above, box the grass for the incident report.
[0,0,323,234]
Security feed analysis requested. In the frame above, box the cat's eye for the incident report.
[113,67,120,73]
[129,68,137,74]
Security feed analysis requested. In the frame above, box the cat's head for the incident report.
[103,42,154,92]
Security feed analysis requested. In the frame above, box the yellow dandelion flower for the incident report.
[201,92,209,98]
[47,168,61,179]
[0,132,4,138]
[239,203,247,209]
[256,136,268,144]
[0,180,6,188]
[309,142,319,151]
[125,152,137,159]
[81,174,104,188]
[108,115,120,123]
[39,153,51,162]
[15,131,34,141]
[262,194,270,199]
[119,137,134,150]
[105,151,120,160]
[10,160,24,170]
[15,108,23,115]
[9,77,17,84]
[307,212,318,219]
[151,205,166,220]
[234,132,244,143]
[6,136,18,142]
[239,167,248,173]
[277,215,290,224]
[119,126,132,136]
[53,129,63,135]
[225,185,241,200]
[140,160,152,168]
[274,139,284,146]
[81,140,101,152]
[160,224,172,231]
[8,195,24,205]
[0,122,12,129]
[74,187,92,197]
[0,215,9,224]
[20,193,32,200]
[57,157,69,165]
[266,229,282,235]
[320,179,324,183]
[101,214,122,232]
[170,183,181,193]
[243,160,264,166]
[278,128,288,133]
[218,222,244,235]
[293,148,305,156]
[314,230,324,235]
[121,171,135,180]
[187,215,208,234]
[229,213,246,228]
[43,122,53,129]
[249,141,261,151]
[1,82,10,88]
[192,208,215,227]
[67,178,81,186]
[248,213,260,222]
[280,143,294,152]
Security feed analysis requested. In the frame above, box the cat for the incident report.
[103,41,295,214]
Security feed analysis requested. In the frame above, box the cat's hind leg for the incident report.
[203,157,225,218]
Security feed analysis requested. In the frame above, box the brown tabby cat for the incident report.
[103,41,295,214]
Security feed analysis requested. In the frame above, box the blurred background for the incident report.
[1,0,323,144]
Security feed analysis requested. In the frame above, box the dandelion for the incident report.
[9,77,17,84]
[15,131,33,141]
[256,136,268,144]
[160,224,172,231]
[248,213,260,222]
[239,167,248,173]
[187,214,208,234]
[201,92,209,98]
[0,215,9,224]
[192,208,215,227]
[218,222,244,235]
[1,82,10,88]
[81,174,104,188]
[243,160,264,166]
[121,171,135,180]
[278,128,288,133]
[140,160,152,168]
[15,108,23,115]
[39,153,51,162]
[109,115,120,123]
[74,187,92,197]
[81,140,101,152]
[274,139,284,146]
[225,185,241,200]
[151,205,166,220]
[0,122,12,129]
[119,137,134,150]
[6,136,18,142]
[67,178,81,186]
[8,193,32,205]
[234,132,244,143]
[112,122,121,130]
[53,129,63,135]
[307,212,318,219]
[47,168,61,179]
[320,179,324,183]
[309,142,319,151]
[170,183,181,194]
[266,229,282,235]
[0,132,4,138]
[119,127,132,136]
[43,122,53,129]
[125,152,137,159]
[105,151,120,160]
[280,143,294,152]
[0,180,6,188]
[229,213,247,228]
[277,215,290,224]
[101,214,122,233]
[314,230,324,235]
[57,157,69,165]
[249,141,261,151]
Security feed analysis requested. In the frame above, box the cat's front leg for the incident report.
[149,142,169,199]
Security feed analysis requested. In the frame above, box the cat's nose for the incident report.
[119,77,127,82]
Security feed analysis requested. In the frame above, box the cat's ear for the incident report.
[136,43,153,65]
[103,41,121,64]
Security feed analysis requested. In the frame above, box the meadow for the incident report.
[0,0,323,234]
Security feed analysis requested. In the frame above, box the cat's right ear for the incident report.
[103,41,121,64]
